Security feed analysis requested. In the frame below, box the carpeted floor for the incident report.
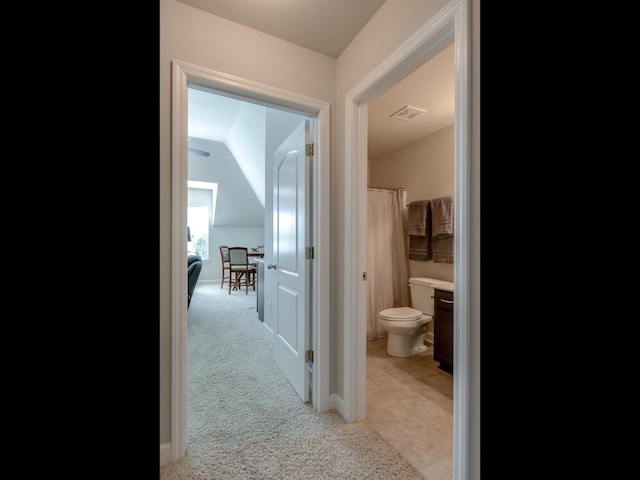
[160,281,424,480]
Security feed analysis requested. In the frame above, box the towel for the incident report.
[431,196,453,237]
[407,200,431,236]
[409,235,431,261]
[407,200,432,261]
[431,196,453,263]
[432,235,454,263]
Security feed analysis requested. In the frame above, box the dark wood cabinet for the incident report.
[433,288,454,372]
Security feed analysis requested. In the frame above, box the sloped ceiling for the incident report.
[188,138,264,227]
[188,91,308,228]
[189,87,267,209]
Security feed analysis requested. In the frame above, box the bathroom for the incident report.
[367,120,454,350]
[366,119,454,477]
[365,42,455,352]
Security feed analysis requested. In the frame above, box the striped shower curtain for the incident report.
[366,187,410,340]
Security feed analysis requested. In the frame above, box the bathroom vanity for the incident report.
[434,288,454,372]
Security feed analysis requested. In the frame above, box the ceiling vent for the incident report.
[390,105,426,121]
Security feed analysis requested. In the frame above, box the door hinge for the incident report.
[305,349,314,363]
[305,246,314,259]
[306,143,314,156]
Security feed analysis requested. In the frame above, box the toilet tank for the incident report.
[409,277,453,316]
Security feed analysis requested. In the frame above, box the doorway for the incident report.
[362,42,455,480]
[343,2,470,478]
[170,60,332,461]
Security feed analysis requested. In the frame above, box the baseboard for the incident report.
[159,442,171,466]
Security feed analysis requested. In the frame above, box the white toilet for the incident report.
[378,277,452,357]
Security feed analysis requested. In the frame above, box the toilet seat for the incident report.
[378,307,432,357]
[379,307,424,322]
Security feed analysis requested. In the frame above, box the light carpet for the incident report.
[160,281,424,480]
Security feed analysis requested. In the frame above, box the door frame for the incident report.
[170,60,331,461]
[343,0,471,477]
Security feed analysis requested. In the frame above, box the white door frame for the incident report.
[170,60,331,461]
[343,1,471,478]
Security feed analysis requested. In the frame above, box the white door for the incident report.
[271,119,310,402]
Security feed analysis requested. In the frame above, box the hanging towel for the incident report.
[431,196,453,263]
[407,200,431,236]
[431,196,454,237]
[433,235,454,263]
[409,235,432,261]
[407,200,432,260]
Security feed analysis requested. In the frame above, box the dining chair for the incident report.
[228,247,257,294]
[219,246,231,289]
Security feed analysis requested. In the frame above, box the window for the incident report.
[188,204,209,259]
[187,181,218,260]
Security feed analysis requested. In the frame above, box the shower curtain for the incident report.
[367,187,410,341]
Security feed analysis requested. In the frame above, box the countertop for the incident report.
[434,281,454,292]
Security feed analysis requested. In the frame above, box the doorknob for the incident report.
[267,263,276,269]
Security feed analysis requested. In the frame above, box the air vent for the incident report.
[390,105,426,121]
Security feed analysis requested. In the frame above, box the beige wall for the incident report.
[160,0,480,476]
[369,124,454,339]
[369,123,455,283]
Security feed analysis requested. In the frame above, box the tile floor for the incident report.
[365,338,453,480]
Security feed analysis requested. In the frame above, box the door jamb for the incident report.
[343,1,471,478]
[170,60,331,461]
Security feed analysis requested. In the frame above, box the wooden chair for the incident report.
[228,247,257,294]
[219,246,231,289]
